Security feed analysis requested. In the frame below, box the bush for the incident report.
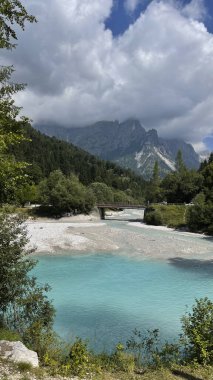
[144,205,186,228]
[110,343,135,373]
[181,298,213,365]
[126,328,180,369]
[69,338,92,377]
[144,209,163,226]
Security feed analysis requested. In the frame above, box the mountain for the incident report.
[10,124,146,200]
[35,119,200,179]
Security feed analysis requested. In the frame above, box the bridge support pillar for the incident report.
[98,207,105,220]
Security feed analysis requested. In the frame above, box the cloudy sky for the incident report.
[2,0,213,152]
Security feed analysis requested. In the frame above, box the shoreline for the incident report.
[26,211,213,260]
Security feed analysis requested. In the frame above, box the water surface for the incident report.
[33,251,213,351]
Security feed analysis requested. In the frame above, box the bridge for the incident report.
[96,203,146,220]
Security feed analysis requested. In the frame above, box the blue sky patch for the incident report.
[105,0,213,37]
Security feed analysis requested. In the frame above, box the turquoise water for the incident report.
[33,252,213,351]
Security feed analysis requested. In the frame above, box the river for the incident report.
[32,209,213,351]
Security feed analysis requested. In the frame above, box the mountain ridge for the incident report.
[35,119,200,179]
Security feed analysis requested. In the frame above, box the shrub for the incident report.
[144,209,163,226]
[110,343,135,373]
[69,338,91,377]
[181,298,213,365]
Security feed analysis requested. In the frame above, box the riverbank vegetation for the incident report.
[144,152,213,234]
[144,204,186,228]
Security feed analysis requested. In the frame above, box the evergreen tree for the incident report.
[175,149,186,173]
[0,66,30,203]
[0,1,36,203]
[146,161,163,203]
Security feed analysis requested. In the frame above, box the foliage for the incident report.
[15,183,38,206]
[126,328,180,369]
[0,0,36,204]
[10,124,146,202]
[68,338,100,378]
[186,156,213,234]
[161,169,203,204]
[89,182,114,203]
[0,326,21,341]
[144,204,187,228]
[181,298,213,365]
[0,0,36,49]
[145,161,164,203]
[0,212,55,354]
[126,328,160,367]
[175,149,185,173]
[38,170,95,215]
[144,208,163,226]
[0,66,31,204]
[110,343,135,373]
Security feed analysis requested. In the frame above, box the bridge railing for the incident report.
[96,203,145,208]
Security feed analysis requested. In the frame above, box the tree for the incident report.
[0,212,54,345]
[181,298,213,364]
[146,161,163,203]
[175,149,186,174]
[201,161,213,202]
[0,66,32,203]
[161,169,203,204]
[0,0,36,204]
[152,161,160,185]
[0,0,36,49]
[186,156,213,234]
[89,182,114,203]
[38,170,95,215]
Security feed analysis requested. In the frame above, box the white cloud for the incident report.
[2,0,213,151]
[182,0,207,21]
[124,0,141,13]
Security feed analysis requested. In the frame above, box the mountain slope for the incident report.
[36,119,200,179]
[10,125,146,200]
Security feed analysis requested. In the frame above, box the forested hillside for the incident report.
[36,119,200,179]
[9,124,146,202]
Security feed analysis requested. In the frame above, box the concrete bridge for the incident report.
[96,203,146,220]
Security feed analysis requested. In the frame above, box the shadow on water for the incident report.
[55,302,173,352]
[202,236,213,242]
[172,369,203,380]
[168,257,213,277]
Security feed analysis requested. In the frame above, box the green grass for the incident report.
[16,362,33,372]
[0,327,21,342]
[94,365,213,380]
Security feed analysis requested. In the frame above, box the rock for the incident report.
[0,340,39,367]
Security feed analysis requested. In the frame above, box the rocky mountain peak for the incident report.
[35,119,200,179]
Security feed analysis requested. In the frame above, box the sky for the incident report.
[2,0,213,152]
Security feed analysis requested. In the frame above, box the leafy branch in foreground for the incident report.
[0,65,31,203]
[0,212,55,355]
[0,0,36,49]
